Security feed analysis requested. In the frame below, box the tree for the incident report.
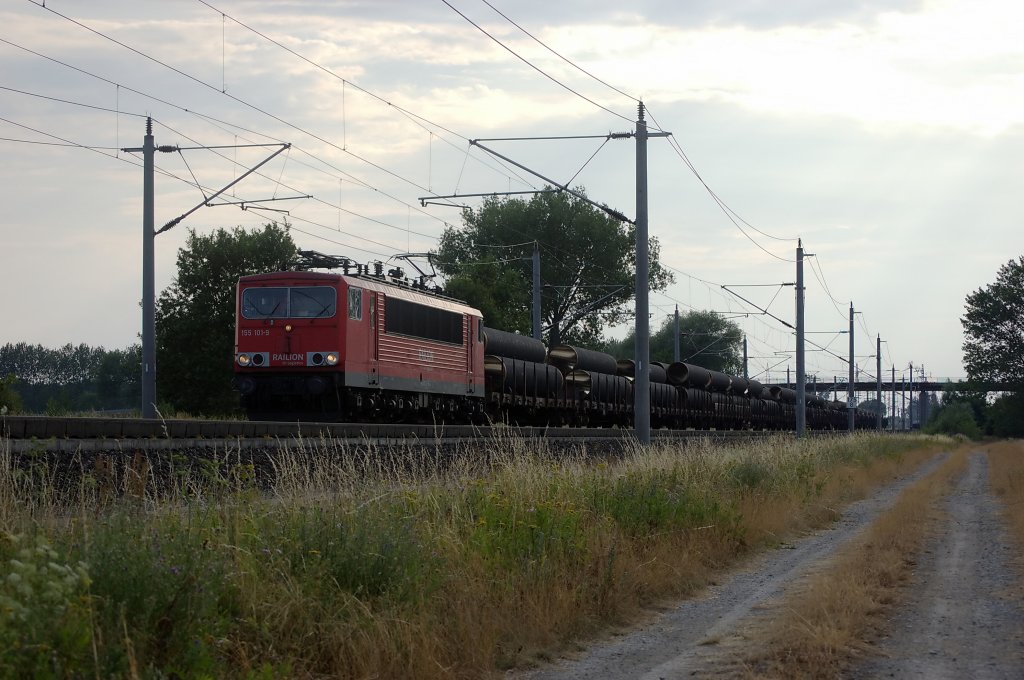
[923,402,982,439]
[0,374,21,414]
[156,223,297,415]
[962,257,1024,388]
[602,311,743,374]
[96,345,141,408]
[939,380,988,427]
[986,392,1024,438]
[857,398,885,416]
[434,189,673,347]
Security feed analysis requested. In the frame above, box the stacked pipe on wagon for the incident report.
[482,326,864,430]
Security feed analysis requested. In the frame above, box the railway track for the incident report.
[1,415,777,453]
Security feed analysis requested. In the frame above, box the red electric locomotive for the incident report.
[233,267,485,421]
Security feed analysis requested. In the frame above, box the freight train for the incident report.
[232,263,874,430]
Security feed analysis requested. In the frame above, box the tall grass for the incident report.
[987,440,1024,578]
[0,432,949,678]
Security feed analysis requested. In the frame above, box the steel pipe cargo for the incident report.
[769,386,797,404]
[615,358,668,384]
[666,362,712,388]
[707,370,732,393]
[649,381,680,409]
[484,355,564,397]
[481,327,546,363]
[746,378,763,397]
[548,345,618,374]
[565,370,632,402]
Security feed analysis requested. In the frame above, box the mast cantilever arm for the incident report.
[156,143,291,235]
[470,140,634,224]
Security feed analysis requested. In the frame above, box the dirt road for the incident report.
[515,449,1024,679]
[848,452,1024,679]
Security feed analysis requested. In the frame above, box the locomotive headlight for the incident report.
[326,352,339,366]
[237,353,252,367]
[285,324,293,332]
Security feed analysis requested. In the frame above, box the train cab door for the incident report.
[368,292,379,385]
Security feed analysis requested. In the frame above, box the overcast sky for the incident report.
[3,0,1021,385]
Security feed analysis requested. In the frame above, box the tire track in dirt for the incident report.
[848,451,1024,679]
[513,452,951,680]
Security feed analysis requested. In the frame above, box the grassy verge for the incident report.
[987,440,1024,581]
[727,441,971,679]
[0,432,949,678]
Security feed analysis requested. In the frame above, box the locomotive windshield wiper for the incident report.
[291,289,331,317]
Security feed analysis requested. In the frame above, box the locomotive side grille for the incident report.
[377,295,468,371]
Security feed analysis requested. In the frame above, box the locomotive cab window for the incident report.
[291,287,336,318]
[348,287,363,320]
[242,287,288,319]
[242,286,337,319]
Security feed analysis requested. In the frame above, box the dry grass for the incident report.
[722,442,972,679]
[0,432,954,678]
[986,439,1024,578]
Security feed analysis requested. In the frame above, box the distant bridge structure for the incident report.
[794,380,1015,394]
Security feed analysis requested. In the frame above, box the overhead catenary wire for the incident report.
[0,35,464,236]
[20,4,529,222]
[151,119,445,245]
[0,136,119,149]
[4,112,427,260]
[0,70,468,262]
[461,4,802,270]
[0,115,121,159]
[0,84,149,118]
[807,256,849,323]
[192,0,539,192]
[644,106,798,259]
[476,0,639,103]
[439,0,634,124]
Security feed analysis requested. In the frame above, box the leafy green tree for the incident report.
[962,257,1024,388]
[434,189,673,347]
[156,224,297,415]
[602,311,743,373]
[939,380,988,427]
[0,374,22,414]
[985,392,1024,437]
[923,402,982,439]
[97,345,141,408]
[0,342,45,383]
[442,263,531,335]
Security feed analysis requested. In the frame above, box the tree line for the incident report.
[0,343,140,414]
